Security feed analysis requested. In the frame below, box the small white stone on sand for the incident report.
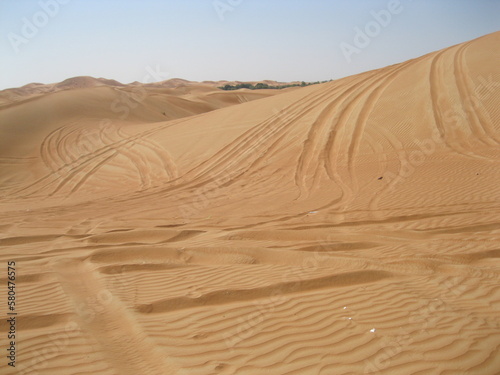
[343,306,347,309]
[370,328,376,333]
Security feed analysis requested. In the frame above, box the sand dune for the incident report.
[1,32,500,374]
[0,77,296,106]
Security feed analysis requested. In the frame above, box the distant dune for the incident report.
[0,32,499,374]
[0,77,299,105]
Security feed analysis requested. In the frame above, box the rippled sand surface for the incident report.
[1,32,499,374]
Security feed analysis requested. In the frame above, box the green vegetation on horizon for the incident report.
[218,80,332,91]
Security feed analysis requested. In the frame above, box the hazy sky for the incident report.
[1,0,500,89]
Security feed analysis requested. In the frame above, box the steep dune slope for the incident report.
[0,32,499,375]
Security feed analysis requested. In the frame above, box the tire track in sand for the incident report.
[16,120,181,197]
[53,259,183,375]
[320,58,418,211]
[429,48,493,161]
[454,42,500,148]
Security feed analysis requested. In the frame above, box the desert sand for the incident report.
[0,31,499,374]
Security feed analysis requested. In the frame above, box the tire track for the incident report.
[454,42,500,148]
[12,118,185,197]
[294,71,378,198]
[116,127,178,181]
[346,60,414,192]
[101,126,151,190]
[323,59,417,210]
[429,48,492,161]
[156,83,340,195]
[53,259,183,375]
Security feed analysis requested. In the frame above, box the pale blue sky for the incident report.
[1,0,499,89]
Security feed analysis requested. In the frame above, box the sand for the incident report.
[0,31,499,374]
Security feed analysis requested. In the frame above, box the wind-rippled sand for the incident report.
[1,32,499,374]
